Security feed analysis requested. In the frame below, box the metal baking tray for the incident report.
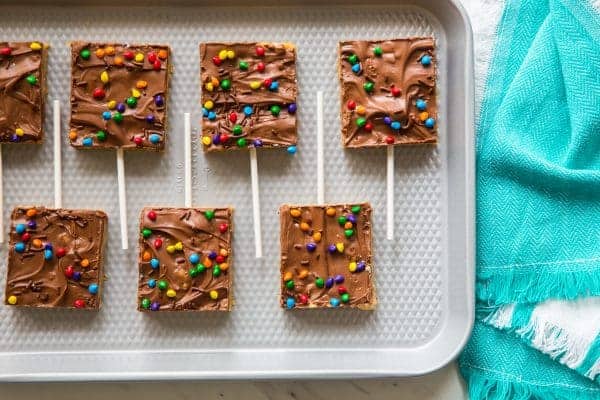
[0,0,474,381]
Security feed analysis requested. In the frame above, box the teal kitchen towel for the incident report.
[458,0,600,397]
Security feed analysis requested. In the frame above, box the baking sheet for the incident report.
[0,0,474,380]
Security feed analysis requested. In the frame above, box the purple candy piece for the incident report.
[208,250,217,260]
[150,302,160,311]
[383,116,392,125]
[325,277,334,289]
[287,103,297,114]
[27,220,37,229]
[347,214,357,224]
[253,139,263,147]
[44,243,52,250]
[213,134,221,145]
[154,95,164,107]
[334,274,345,284]
[146,114,155,124]
[306,242,317,252]
[116,103,126,113]
[73,271,82,281]
[328,244,337,254]
[10,134,19,142]
[356,261,366,272]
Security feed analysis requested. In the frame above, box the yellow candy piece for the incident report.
[205,82,214,92]
[166,289,177,298]
[95,48,105,58]
[15,128,24,137]
[68,131,78,140]
[29,42,42,51]
[7,295,17,305]
[326,207,336,217]
[204,100,214,110]
[249,81,261,90]
[80,259,90,268]
[131,88,141,98]
[134,53,144,62]
[107,100,117,110]
[211,77,219,86]
[290,208,301,218]
[202,136,211,146]
[219,262,229,272]
[174,242,183,251]
[136,80,148,89]
[283,271,293,282]
[100,71,109,84]
[356,105,366,115]
[312,232,322,242]
[104,46,115,56]
[218,49,228,60]
[419,111,429,121]
[219,248,228,257]
[348,261,357,272]
[166,245,175,254]
[336,242,345,253]
[209,290,219,300]
[226,50,235,59]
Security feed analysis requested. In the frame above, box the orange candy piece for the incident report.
[326,207,336,217]
[312,232,322,242]
[219,263,229,271]
[344,221,353,230]
[113,56,124,66]
[32,239,42,248]
[104,46,115,56]
[142,251,152,262]
[68,131,77,140]
[80,259,90,268]
[26,208,37,217]
[95,48,105,58]
[158,49,168,60]
[283,271,293,281]
[299,222,310,232]
[298,269,309,279]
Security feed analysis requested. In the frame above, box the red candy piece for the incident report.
[147,52,157,63]
[153,60,161,71]
[338,286,347,295]
[147,210,157,221]
[21,232,31,242]
[74,299,86,309]
[0,47,11,56]
[134,136,144,146]
[92,88,105,100]
[299,294,308,304]
[255,46,265,57]
[218,223,228,233]
[220,133,230,143]
[123,50,134,60]
[56,247,67,258]
[364,122,373,132]
[212,56,222,66]
[347,100,356,110]
[385,135,395,145]
[64,265,74,278]
[391,87,401,97]
[216,255,226,264]
[256,62,265,72]
[153,238,162,249]
[263,78,272,88]
[229,112,237,123]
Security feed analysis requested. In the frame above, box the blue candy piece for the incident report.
[150,258,160,269]
[208,111,217,121]
[287,145,297,155]
[269,81,279,91]
[44,249,53,260]
[306,243,317,252]
[44,243,53,250]
[14,242,26,253]
[189,253,200,265]
[148,279,156,289]
[243,106,253,116]
[329,297,341,307]
[88,283,99,295]
[102,111,112,120]
[286,297,296,309]
[390,121,401,130]
[15,224,26,235]
[351,63,361,74]
[202,107,209,117]
[421,55,432,66]
[383,116,392,125]
[425,117,436,129]
[82,137,93,146]
[149,134,161,144]
[416,99,427,111]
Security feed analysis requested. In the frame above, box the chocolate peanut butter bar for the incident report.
[138,207,233,312]
[0,41,47,143]
[5,207,108,309]
[339,38,437,148]
[280,204,376,310]
[200,42,298,151]
[69,42,170,150]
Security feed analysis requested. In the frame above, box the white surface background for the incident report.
[0,0,501,398]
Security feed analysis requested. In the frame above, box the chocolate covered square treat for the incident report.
[280,204,376,310]
[339,38,437,147]
[138,207,233,312]
[4,207,108,310]
[0,41,47,143]
[200,42,298,151]
[69,42,170,150]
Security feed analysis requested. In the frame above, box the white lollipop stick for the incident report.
[116,148,128,250]
[184,113,192,208]
[53,100,62,209]
[386,145,394,240]
[249,147,262,258]
[316,91,325,204]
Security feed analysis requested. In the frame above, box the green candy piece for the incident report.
[373,46,383,57]
[315,277,324,288]
[126,96,137,108]
[356,117,367,128]
[220,79,231,90]
[348,54,358,65]
[239,61,249,70]
[232,124,243,136]
[189,268,199,278]
[286,280,294,290]
[204,210,215,220]
[236,138,247,147]
[113,112,123,123]
[26,74,37,85]
[142,228,152,238]
[80,49,91,60]
[157,280,168,291]
[344,229,354,238]
[96,130,106,141]
[351,205,361,214]
[141,298,151,309]
[270,105,281,116]
[363,82,374,93]
[213,265,221,277]
[338,216,347,225]
[341,293,350,303]
[196,264,206,274]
